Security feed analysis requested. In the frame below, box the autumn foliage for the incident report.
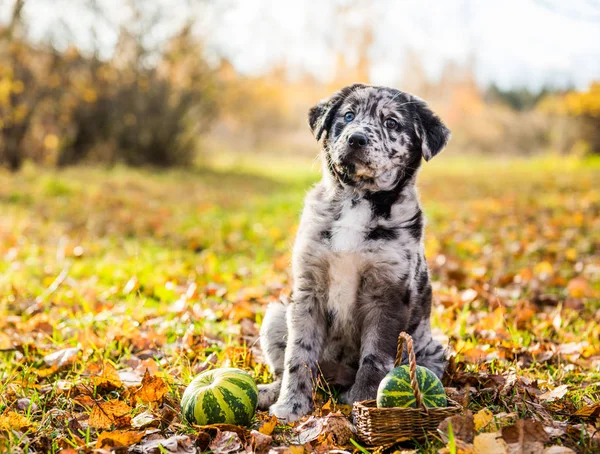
[1,156,599,452]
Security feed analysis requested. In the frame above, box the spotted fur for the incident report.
[259,84,451,421]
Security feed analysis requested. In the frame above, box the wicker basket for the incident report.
[353,332,462,447]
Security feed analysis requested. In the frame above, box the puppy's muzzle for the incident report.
[340,132,369,166]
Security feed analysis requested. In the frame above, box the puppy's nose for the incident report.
[348,133,368,149]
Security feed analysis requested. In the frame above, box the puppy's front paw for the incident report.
[258,382,281,410]
[269,400,310,422]
[340,384,378,405]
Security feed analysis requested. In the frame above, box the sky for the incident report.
[2,0,600,90]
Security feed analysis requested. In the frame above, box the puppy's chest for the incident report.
[324,200,376,326]
[329,199,372,253]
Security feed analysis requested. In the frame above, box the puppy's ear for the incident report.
[413,98,451,161]
[308,84,366,142]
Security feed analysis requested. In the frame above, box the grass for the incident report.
[0,154,599,452]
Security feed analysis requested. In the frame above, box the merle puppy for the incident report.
[258,84,450,422]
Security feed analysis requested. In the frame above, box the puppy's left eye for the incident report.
[384,118,398,129]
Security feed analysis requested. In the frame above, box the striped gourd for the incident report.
[181,368,258,426]
[376,365,447,408]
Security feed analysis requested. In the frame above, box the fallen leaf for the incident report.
[321,412,355,446]
[91,362,123,390]
[538,385,568,403]
[209,430,243,453]
[294,416,325,444]
[501,419,549,454]
[251,429,273,453]
[135,369,169,403]
[43,347,80,368]
[573,401,600,420]
[16,397,38,413]
[0,411,33,431]
[200,424,250,444]
[259,415,278,435]
[543,447,576,454]
[129,434,196,453]
[474,408,496,432]
[89,400,131,429]
[566,276,590,298]
[96,430,145,449]
[438,439,476,454]
[132,410,157,428]
[473,432,507,453]
[439,411,475,444]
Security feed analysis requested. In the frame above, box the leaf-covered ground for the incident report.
[1,155,599,453]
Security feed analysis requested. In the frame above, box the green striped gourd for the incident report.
[181,368,258,426]
[376,365,447,408]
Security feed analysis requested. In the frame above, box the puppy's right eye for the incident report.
[344,112,355,122]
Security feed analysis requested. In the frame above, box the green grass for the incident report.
[0,154,599,452]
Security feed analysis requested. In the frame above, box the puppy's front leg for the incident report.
[270,284,325,422]
[343,306,398,403]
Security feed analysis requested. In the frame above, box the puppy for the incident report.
[258,84,450,421]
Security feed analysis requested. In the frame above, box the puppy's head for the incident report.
[309,84,450,191]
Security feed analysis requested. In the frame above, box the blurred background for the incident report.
[1,0,600,170]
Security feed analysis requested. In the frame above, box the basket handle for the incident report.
[394,332,424,409]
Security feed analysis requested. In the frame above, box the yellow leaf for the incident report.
[565,248,577,261]
[259,415,278,435]
[89,400,131,429]
[534,261,553,279]
[96,430,145,449]
[0,411,33,431]
[135,369,169,403]
[91,362,123,389]
[474,409,495,432]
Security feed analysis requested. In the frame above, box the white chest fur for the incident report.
[326,199,371,325]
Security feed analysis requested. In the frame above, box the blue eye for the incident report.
[384,118,398,129]
[344,112,355,122]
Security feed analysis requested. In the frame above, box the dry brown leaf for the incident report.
[89,400,132,429]
[96,430,145,449]
[0,411,33,431]
[573,401,600,420]
[91,362,123,389]
[135,369,169,403]
[129,434,196,453]
[320,412,355,446]
[43,347,80,368]
[208,430,243,453]
[538,385,568,403]
[501,419,549,454]
[294,416,324,444]
[439,411,475,444]
[73,394,96,409]
[250,429,273,453]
